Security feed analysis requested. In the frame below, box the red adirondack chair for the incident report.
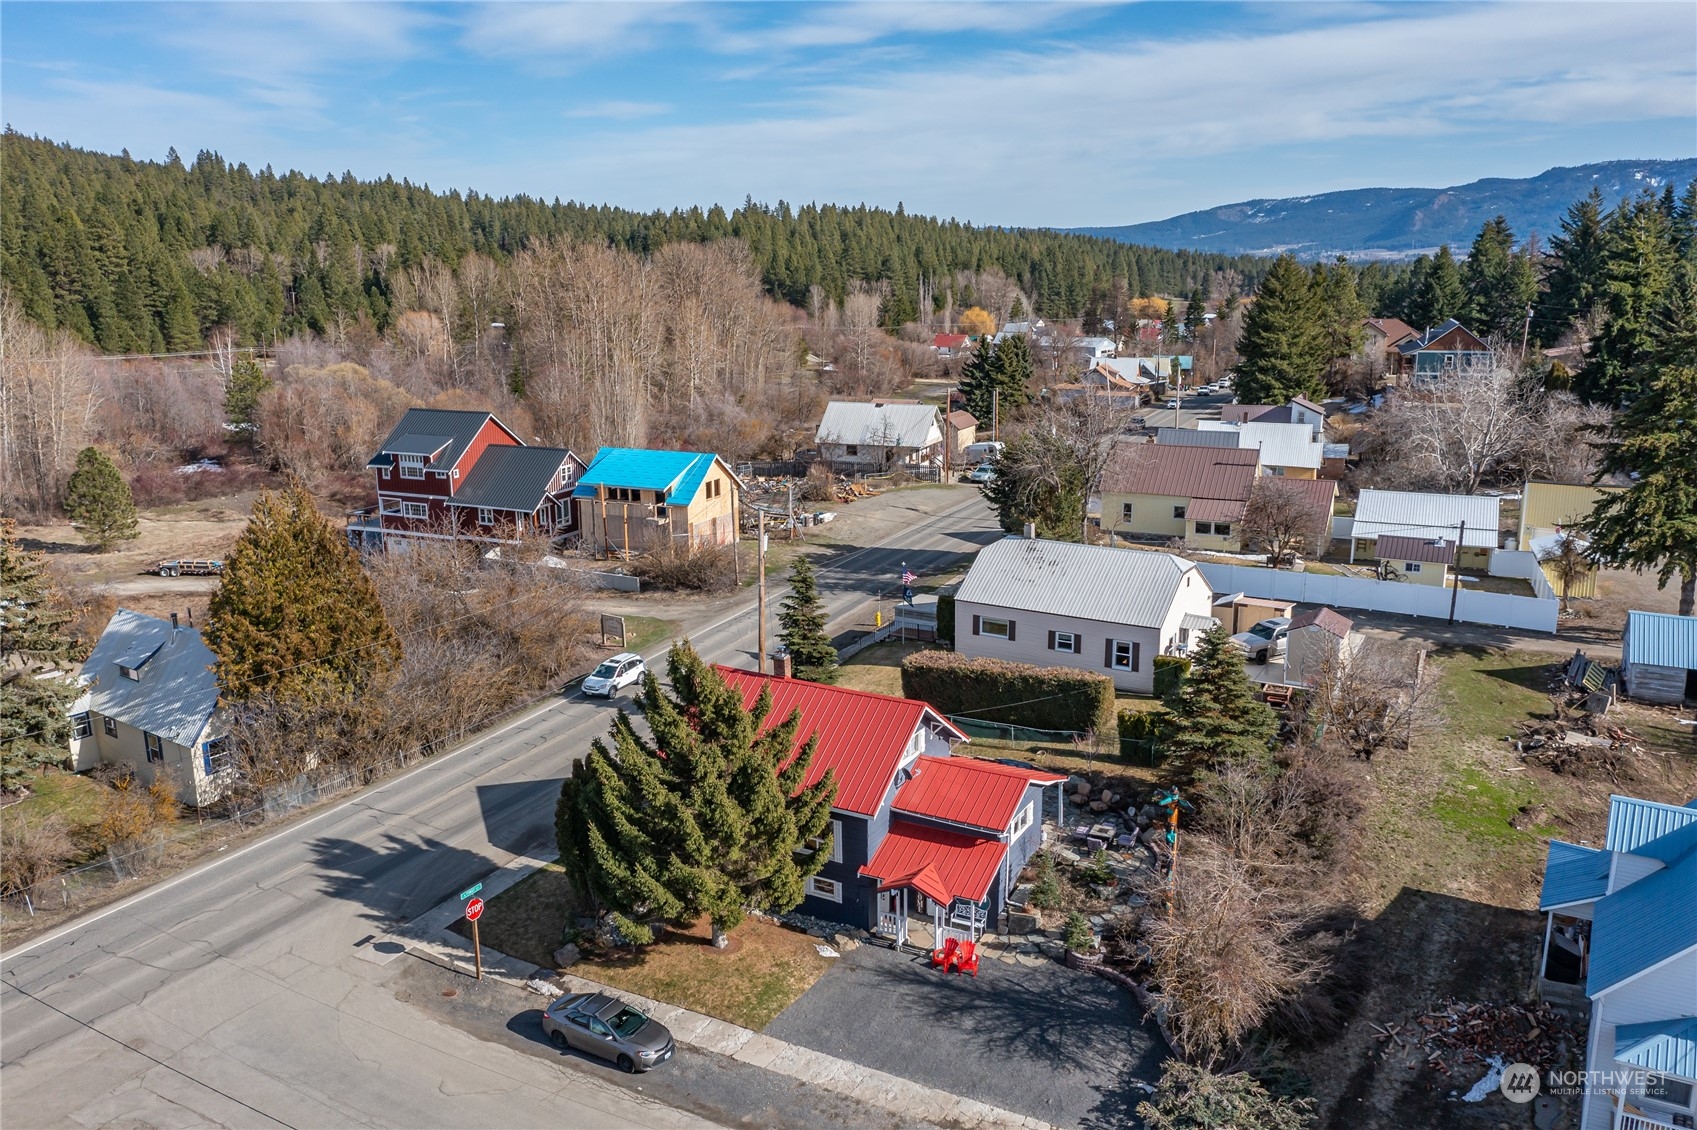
[932,937,959,970]
[955,939,980,977]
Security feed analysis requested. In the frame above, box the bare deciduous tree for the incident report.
[1242,476,1331,567]
[1,292,100,514]
[1301,638,1439,761]
[1367,357,1537,494]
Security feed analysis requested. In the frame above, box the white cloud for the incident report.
[562,99,670,120]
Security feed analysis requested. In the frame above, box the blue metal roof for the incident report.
[575,447,737,505]
[1606,794,1697,860]
[1623,610,1697,670]
[1588,851,1697,995]
[1615,1017,1697,1082]
[1539,840,1610,910]
[81,609,221,748]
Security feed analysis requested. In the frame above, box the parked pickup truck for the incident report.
[148,559,224,577]
[1230,616,1292,664]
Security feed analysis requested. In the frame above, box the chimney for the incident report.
[1023,521,1037,539]
[773,653,793,679]
[170,612,179,631]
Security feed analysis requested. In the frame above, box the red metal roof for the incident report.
[933,333,969,349]
[860,822,1009,904]
[893,755,1065,832]
[713,667,964,816]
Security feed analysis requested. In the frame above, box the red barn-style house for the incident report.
[348,408,587,549]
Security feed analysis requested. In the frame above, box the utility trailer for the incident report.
[148,559,224,577]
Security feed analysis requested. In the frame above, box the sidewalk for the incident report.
[385,854,1053,1130]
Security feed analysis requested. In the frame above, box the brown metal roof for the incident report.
[1101,440,1259,499]
[1290,606,1354,638]
[1189,497,1247,523]
[1376,534,1456,564]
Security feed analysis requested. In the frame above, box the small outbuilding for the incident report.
[1621,610,1697,705]
[1375,534,1456,587]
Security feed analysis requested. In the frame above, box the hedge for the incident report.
[901,650,1115,735]
[1152,655,1190,700]
[1118,706,1171,764]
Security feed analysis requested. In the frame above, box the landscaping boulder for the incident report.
[1008,911,1042,934]
[552,943,581,969]
[832,932,860,952]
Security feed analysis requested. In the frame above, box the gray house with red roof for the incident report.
[716,667,1066,946]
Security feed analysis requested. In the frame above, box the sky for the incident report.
[2,1,1693,229]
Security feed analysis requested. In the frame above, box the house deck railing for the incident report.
[876,913,906,947]
[1616,1110,1681,1130]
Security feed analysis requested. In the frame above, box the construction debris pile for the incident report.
[1374,999,1577,1078]
[1507,655,1644,780]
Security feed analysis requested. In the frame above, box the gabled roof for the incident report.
[574,447,739,506]
[860,821,1008,904]
[1539,840,1611,910]
[1156,427,1240,450]
[947,410,978,430]
[1376,535,1456,565]
[450,445,578,512]
[1624,611,1697,672]
[80,610,220,747]
[1101,440,1260,499]
[1188,497,1247,523]
[367,408,510,470]
[1197,420,1324,470]
[1588,850,1697,995]
[1363,317,1419,346]
[1351,489,1501,548]
[933,333,968,349]
[1289,396,1327,415]
[1614,1018,1697,1082]
[815,401,941,449]
[893,755,1065,833]
[956,536,1206,629]
[1397,319,1488,354]
[1289,606,1353,638]
[713,667,965,817]
[1605,793,1697,861]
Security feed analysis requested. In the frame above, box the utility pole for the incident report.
[756,510,768,674]
[992,388,1000,443]
[787,481,796,541]
[1448,520,1466,624]
[1521,303,1533,355]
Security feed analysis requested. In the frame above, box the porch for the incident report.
[872,885,989,952]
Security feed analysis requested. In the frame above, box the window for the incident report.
[559,463,574,484]
[1048,630,1080,654]
[402,502,429,520]
[1194,522,1214,536]
[976,617,1012,640]
[655,504,669,519]
[144,732,164,764]
[73,713,92,740]
[477,507,496,526]
[1172,504,1187,520]
[203,738,232,777]
[103,716,118,737]
[556,500,572,525]
[805,875,842,902]
[1009,802,1033,838]
[800,818,845,863]
[704,479,722,499]
[1120,502,1134,523]
[1641,1074,1693,1109]
[119,665,139,682]
[1214,523,1232,538]
[398,456,425,480]
[588,1017,613,1039]
[608,487,640,503]
[1405,561,1422,573]
[845,445,859,456]
[379,497,401,514]
[1107,639,1141,672]
[1267,466,1285,476]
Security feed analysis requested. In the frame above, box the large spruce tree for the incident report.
[1,520,83,791]
[1160,625,1278,782]
[777,557,837,683]
[1578,191,1677,405]
[1310,259,1365,391]
[957,337,999,423]
[1234,255,1327,406]
[224,352,272,437]
[1536,187,1610,347]
[1463,216,1537,340]
[982,429,1087,539]
[63,447,139,551]
[556,643,837,947]
[206,481,399,702]
[1405,244,1468,330]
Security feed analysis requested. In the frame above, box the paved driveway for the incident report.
[764,941,1164,1130]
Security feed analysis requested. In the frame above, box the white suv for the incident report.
[584,653,646,698]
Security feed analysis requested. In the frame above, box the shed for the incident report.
[1621,610,1697,705]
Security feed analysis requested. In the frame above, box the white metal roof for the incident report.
[1197,420,1324,470]
[1351,489,1502,548]
[956,537,1206,628]
[815,401,941,449]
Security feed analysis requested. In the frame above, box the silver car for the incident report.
[583,653,645,698]
[542,992,675,1072]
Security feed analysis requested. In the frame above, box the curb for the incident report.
[392,856,1055,1130]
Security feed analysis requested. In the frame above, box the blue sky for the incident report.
[3,2,1693,228]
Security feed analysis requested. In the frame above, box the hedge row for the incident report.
[1152,655,1190,700]
[900,650,1115,735]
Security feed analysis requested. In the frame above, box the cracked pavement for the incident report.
[1,488,999,1130]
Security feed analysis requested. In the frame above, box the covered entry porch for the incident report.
[860,821,1005,953]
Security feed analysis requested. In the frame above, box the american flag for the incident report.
[901,569,916,586]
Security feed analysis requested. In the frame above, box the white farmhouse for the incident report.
[815,400,944,472]
[954,537,1216,694]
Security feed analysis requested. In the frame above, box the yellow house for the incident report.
[576,447,743,555]
[1374,534,1455,587]
[1518,481,1623,601]
[1101,442,1261,550]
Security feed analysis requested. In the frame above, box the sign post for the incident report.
[465,896,485,980]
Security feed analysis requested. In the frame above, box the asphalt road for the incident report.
[0,488,1001,1130]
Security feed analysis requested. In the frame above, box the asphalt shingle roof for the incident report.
[80,610,220,748]
[1624,610,1697,672]
[366,408,503,470]
[957,537,1206,629]
[450,445,576,512]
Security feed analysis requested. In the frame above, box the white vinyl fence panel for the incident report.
[1487,549,1557,600]
[1195,562,1558,633]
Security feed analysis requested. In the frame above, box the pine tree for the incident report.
[1234,255,1327,406]
[1407,245,1467,330]
[982,429,1087,538]
[1160,625,1277,782]
[1578,192,1677,405]
[1136,1061,1313,1130]
[205,481,400,702]
[1182,284,1208,342]
[988,332,1035,411]
[777,557,837,683]
[62,446,139,551]
[1464,216,1537,340]
[957,337,999,423]
[1584,265,1697,614]
[1311,258,1365,391]
[1536,187,1610,346]
[1,519,83,791]
[224,352,272,437]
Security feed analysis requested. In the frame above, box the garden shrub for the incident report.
[901,650,1113,734]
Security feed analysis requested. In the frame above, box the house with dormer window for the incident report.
[1537,793,1697,1130]
[350,408,586,549]
[714,668,1067,947]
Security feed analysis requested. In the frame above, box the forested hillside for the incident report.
[0,131,1267,353]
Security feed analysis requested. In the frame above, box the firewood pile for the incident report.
[1372,999,1576,1078]
[1511,694,1645,781]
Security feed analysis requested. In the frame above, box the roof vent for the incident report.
[1023,521,1037,539]
[170,612,179,631]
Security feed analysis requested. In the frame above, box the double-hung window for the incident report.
[477,507,496,526]
[398,456,425,480]
[1119,502,1134,523]
[800,818,844,863]
[72,713,92,740]
[1048,630,1080,654]
[103,716,118,737]
[402,502,429,520]
[144,732,164,763]
[1107,639,1141,672]
[1172,504,1188,520]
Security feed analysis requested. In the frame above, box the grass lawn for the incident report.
[1452,573,1537,597]
[834,640,926,696]
[3,771,109,863]
[470,862,833,1031]
[619,615,680,653]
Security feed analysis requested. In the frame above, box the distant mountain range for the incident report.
[1067,159,1697,260]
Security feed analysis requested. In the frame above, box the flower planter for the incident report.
[1065,947,1103,970]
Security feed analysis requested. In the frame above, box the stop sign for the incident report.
[465,896,485,922]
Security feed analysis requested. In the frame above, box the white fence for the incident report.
[1195,562,1559,633]
[1487,549,1557,600]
